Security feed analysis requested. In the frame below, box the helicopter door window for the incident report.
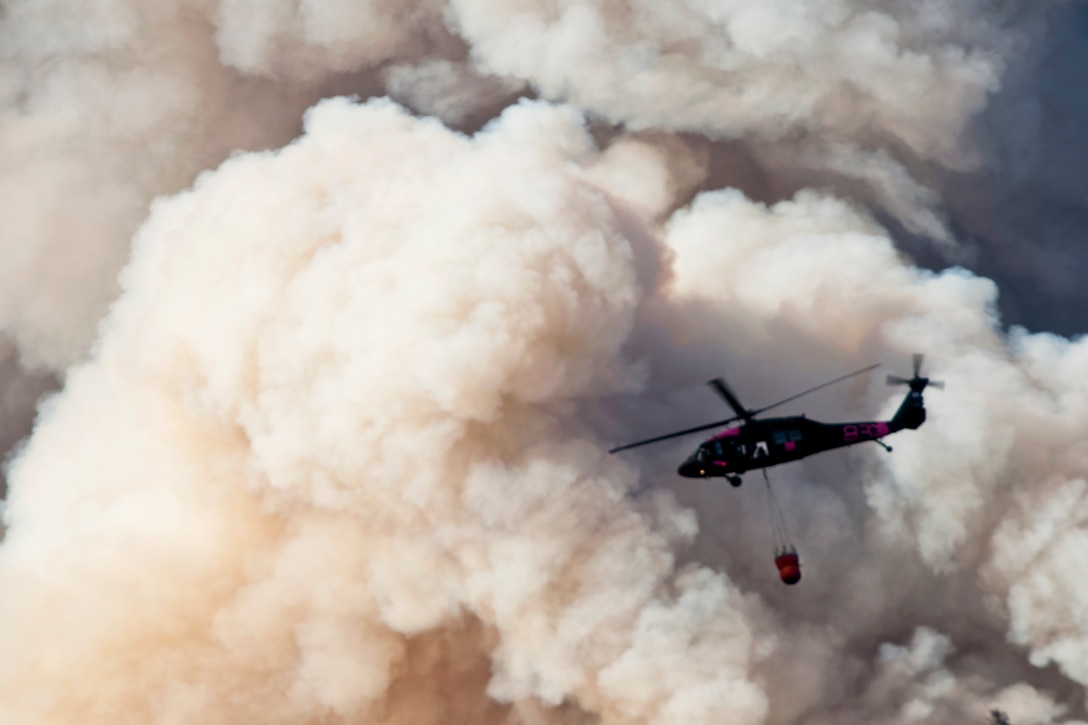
[772,431,787,445]
[788,430,802,441]
[714,442,724,456]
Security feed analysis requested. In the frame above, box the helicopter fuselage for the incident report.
[677,388,926,478]
[678,416,881,477]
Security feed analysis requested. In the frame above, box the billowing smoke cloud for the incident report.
[451,0,1003,158]
[0,0,1030,372]
[447,0,1018,242]
[0,99,772,722]
[3,0,1088,723]
[654,186,1088,722]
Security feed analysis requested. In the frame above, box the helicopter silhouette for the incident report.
[610,354,942,487]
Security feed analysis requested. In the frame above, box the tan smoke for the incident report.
[2,0,1087,724]
[0,0,1024,371]
[0,0,456,371]
[0,0,1029,377]
[0,100,773,723]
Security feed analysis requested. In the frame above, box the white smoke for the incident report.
[449,0,1003,160]
[447,0,1014,238]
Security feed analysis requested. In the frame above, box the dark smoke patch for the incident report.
[939,3,1088,336]
[0,339,58,502]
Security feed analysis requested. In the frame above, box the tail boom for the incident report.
[889,389,926,431]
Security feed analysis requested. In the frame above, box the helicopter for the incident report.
[610,354,942,488]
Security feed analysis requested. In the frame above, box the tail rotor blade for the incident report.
[889,354,943,390]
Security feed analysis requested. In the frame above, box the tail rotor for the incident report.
[886,353,944,392]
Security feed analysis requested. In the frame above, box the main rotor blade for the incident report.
[913,353,924,377]
[708,378,750,420]
[609,416,742,453]
[886,374,910,386]
[751,363,880,417]
[928,380,945,390]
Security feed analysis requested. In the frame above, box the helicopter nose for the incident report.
[678,458,705,478]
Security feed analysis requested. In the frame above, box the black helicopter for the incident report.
[610,354,942,487]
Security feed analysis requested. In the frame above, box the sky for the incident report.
[0,1,1087,723]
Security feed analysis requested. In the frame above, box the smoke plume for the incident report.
[2,0,1088,723]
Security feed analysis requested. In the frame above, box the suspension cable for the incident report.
[762,469,793,554]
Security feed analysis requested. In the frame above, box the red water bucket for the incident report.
[774,552,802,585]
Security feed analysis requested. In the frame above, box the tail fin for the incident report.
[889,390,926,431]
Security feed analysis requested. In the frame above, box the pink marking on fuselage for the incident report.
[708,427,741,441]
[874,421,890,437]
[784,441,796,451]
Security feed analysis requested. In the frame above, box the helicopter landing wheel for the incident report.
[727,474,742,488]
